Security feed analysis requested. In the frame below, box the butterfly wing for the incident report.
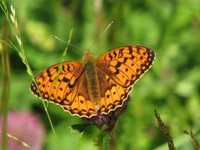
[93,45,155,115]
[62,73,98,118]
[31,61,102,118]
[30,61,84,108]
[96,45,155,88]
[97,69,132,114]
[61,69,133,118]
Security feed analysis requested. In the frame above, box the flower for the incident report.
[0,112,45,150]
[82,98,129,131]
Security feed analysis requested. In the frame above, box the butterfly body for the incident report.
[31,45,155,118]
[82,50,101,109]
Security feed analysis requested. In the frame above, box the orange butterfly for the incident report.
[30,45,155,118]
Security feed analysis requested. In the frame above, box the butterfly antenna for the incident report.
[52,34,83,52]
[88,21,114,50]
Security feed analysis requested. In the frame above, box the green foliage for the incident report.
[1,0,200,149]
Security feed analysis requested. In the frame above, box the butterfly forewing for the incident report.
[30,61,83,105]
[96,45,155,88]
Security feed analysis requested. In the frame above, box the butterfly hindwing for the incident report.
[97,69,132,114]
[63,73,97,118]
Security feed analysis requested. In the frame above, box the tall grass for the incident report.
[0,1,62,150]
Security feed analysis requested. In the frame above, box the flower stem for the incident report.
[102,131,111,150]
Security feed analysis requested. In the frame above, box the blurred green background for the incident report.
[1,0,200,149]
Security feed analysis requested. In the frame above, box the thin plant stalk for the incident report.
[102,131,111,150]
[0,20,10,150]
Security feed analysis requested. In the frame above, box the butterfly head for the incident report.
[82,49,96,66]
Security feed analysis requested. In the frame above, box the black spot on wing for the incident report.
[115,61,121,68]
[63,77,70,82]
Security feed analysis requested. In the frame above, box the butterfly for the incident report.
[30,45,155,118]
